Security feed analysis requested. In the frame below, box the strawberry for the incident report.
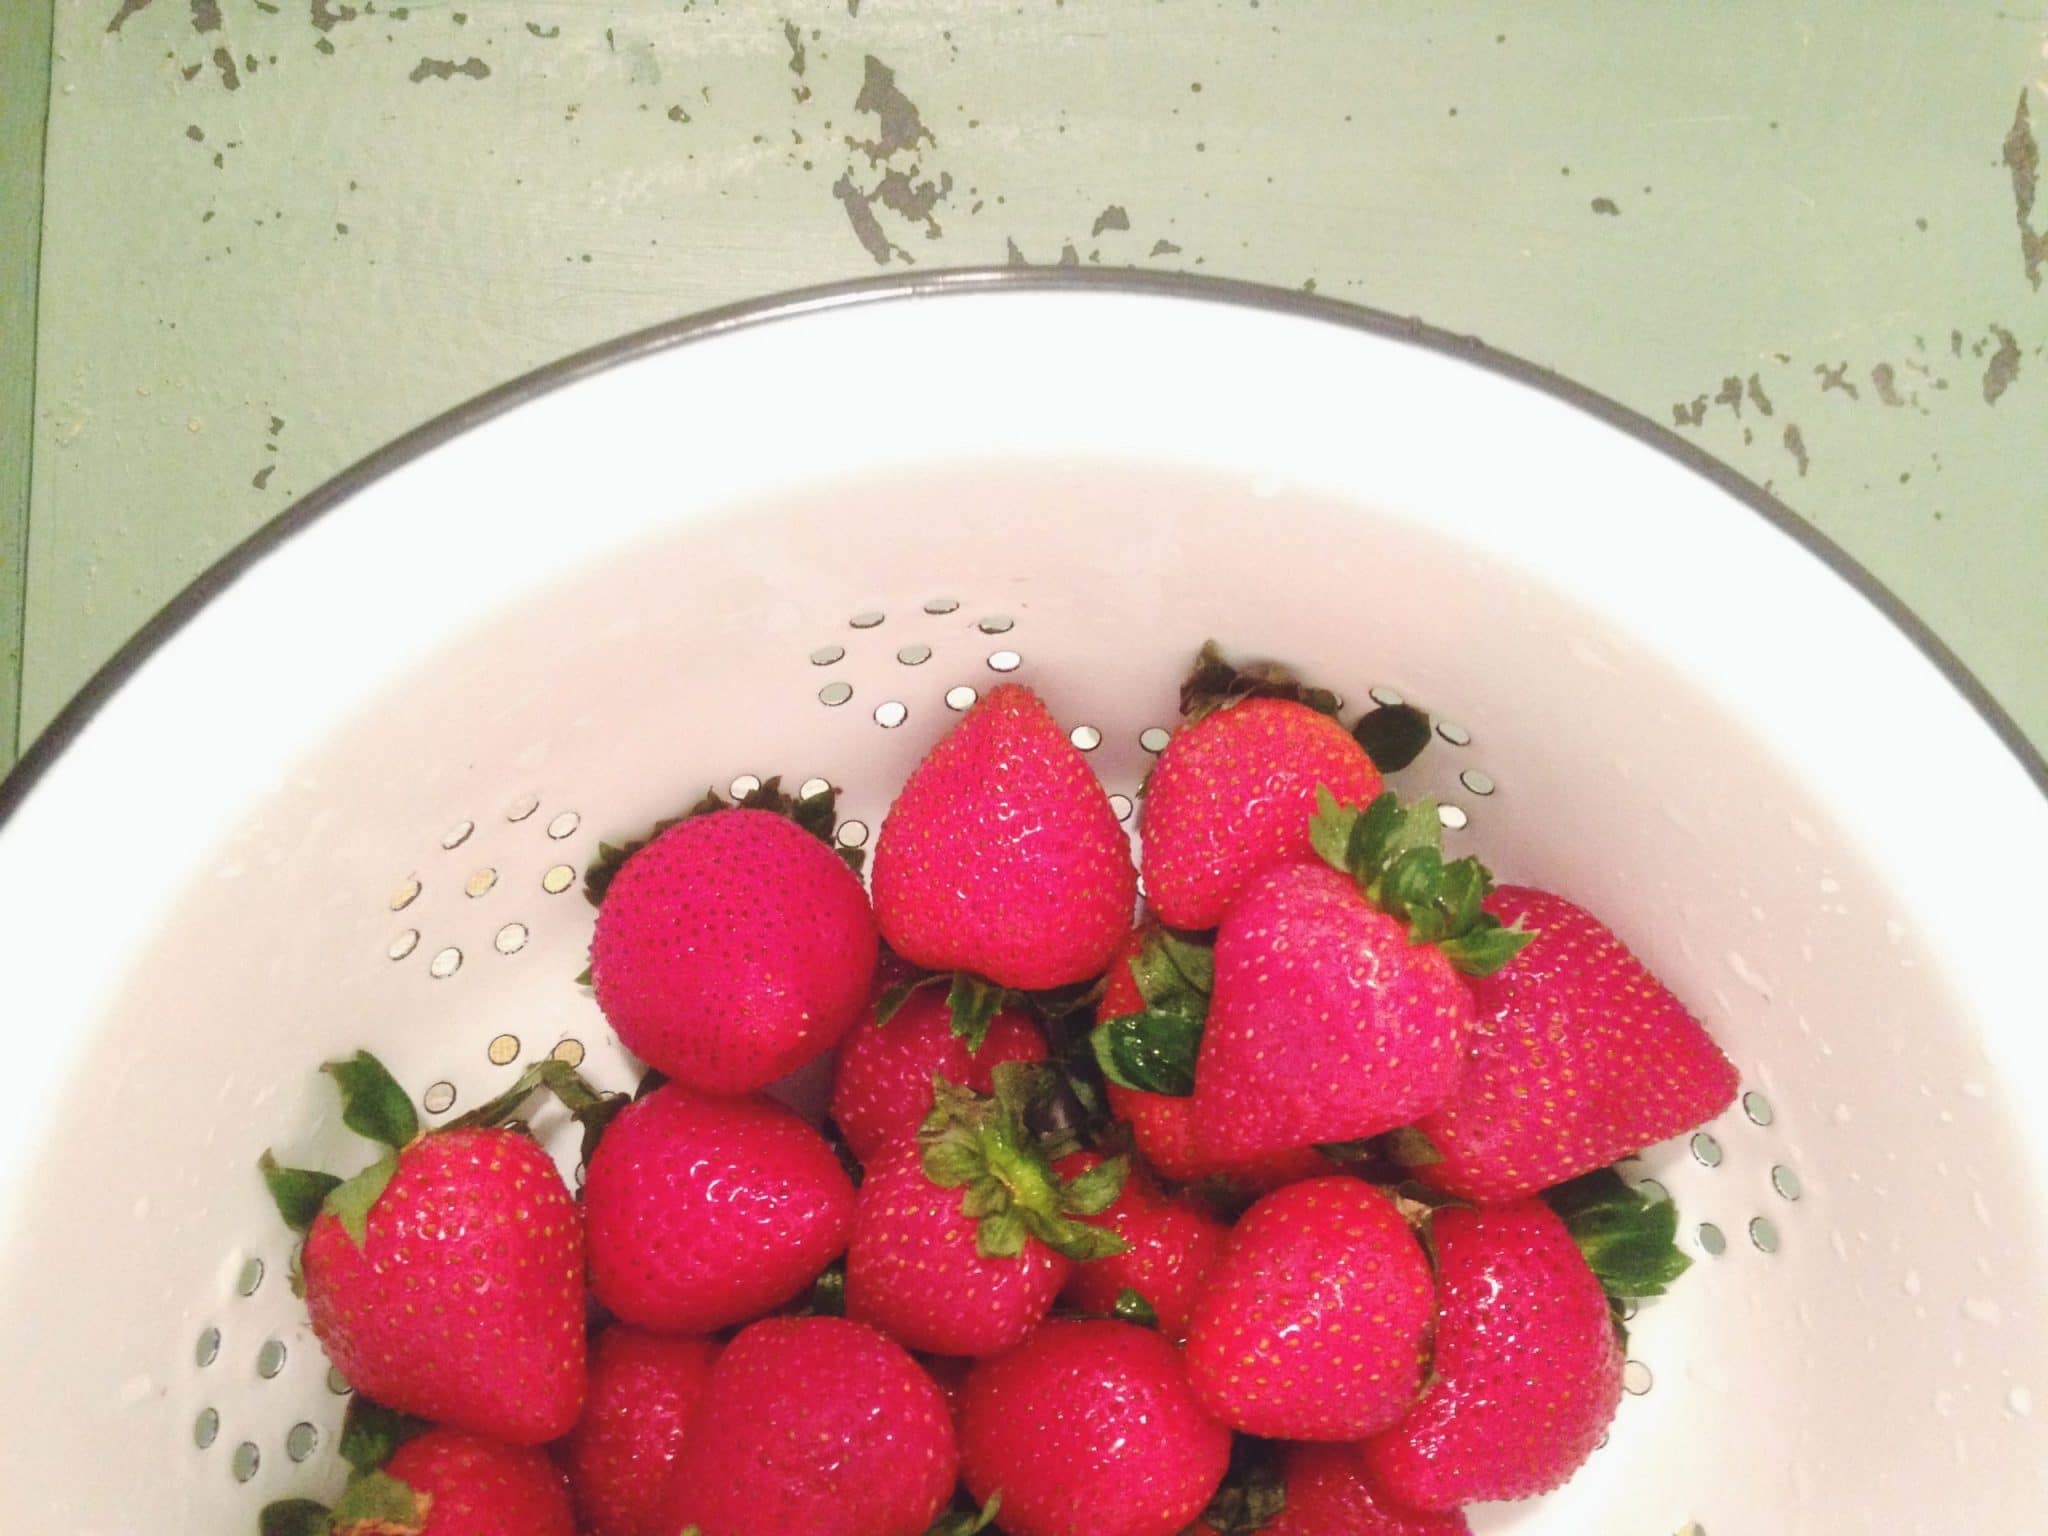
[1095,926,1329,1190]
[370,1430,577,1536]
[590,805,878,1093]
[1189,793,1530,1160]
[1361,1199,1625,1508]
[1263,1445,1470,1535]
[583,1081,855,1332]
[830,985,1049,1165]
[1184,1176,1433,1439]
[1141,697,1383,930]
[1414,884,1740,1203]
[562,1328,719,1536]
[845,1067,1127,1355]
[1055,1152,1226,1341]
[957,1319,1231,1536]
[262,1055,586,1445]
[871,683,1136,990]
[662,1316,957,1536]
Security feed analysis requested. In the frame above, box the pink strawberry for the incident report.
[591,807,877,1093]
[845,1070,1126,1355]
[1264,1445,1470,1536]
[562,1328,719,1536]
[583,1081,855,1332]
[1055,1152,1226,1341]
[1097,926,1330,1191]
[1362,1200,1624,1508]
[830,986,1049,1165]
[1415,884,1739,1203]
[1190,793,1530,1159]
[367,1430,577,1536]
[958,1319,1231,1536]
[662,1317,957,1536]
[266,1055,586,1445]
[871,684,1136,989]
[1141,697,1383,930]
[1184,1177,1433,1439]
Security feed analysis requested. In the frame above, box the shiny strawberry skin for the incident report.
[562,1328,719,1536]
[844,1138,1068,1356]
[583,1082,855,1332]
[662,1317,957,1536]
[591,808,878,1093]
[1184,1177,1433,1439]
[1264,1444,1470,1535]
[1362,1200,1624,1508]
[1056,1153,1226,1341]
[830,987,1049,1165]
[1417,885,1740,1203]
[382,1429,577,1536]
[301,1128,585,1444]
[871,684,1136,989]
[1141,698,1383,931]
[1191,862,1474,1159]
[958,1320,1231,1536]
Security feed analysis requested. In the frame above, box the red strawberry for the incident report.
[1184,1177,1433,1439]
[1190,794,1529,1160]
[830,986,1049,1165]
[1055,1152,1226,1341]
[871,684,1136,989]
[266,1056,586,1445]
[562,1328,719,1536]
[1264,1445,1469,1536]
[584,1081,854,1332]
[1362,1200,1624,1508]
[1415,885,1739,1203]
[1097,926,1329,1190]
[1141,697,1383,930]
[369,1429,577,1536]
[958,1319,1231,1536]
[662,1317,957,1536]
[591,807,878,1093]
[845,1069,1126,1355]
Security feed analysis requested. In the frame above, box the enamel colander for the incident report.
[1,272,2042,1536]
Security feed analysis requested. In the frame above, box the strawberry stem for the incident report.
[1178,640,1343,723]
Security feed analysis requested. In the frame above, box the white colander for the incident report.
[1,272,2043,1536]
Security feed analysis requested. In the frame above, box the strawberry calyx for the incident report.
[1543,1166,1693,1343]
[259,1051,602,1249]
[917,1063,1130,1262]
[1197,1436,1287,1535]
[1178,640,1344,724]
[581,774,860,909]
[875,970,1012,1052]
[926,1493,1003,1536]
[259,1398,432,1536]
[1088,929,1213,1097]
[1308,787,1534,976]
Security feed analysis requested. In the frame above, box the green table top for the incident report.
[6,1,2045,765]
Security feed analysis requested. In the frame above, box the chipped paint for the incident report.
[1815,362,1858,400]
[831,172,904,264]
[2003,91,2045,290]
[212,46,239,90]
[409,57,490,83]
[188,0,220,34]
[1590,196,1619,216]
[1745,374,1773,416]
[849,56,933,164]
[104,0,157,32]
[1782,424,1810,476]
[1150,238,1182,257]
[1091,205,1131,237]
[310,0,358,33]
[1982,325,2021,403]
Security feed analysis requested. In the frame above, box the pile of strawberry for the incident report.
[258,646,1739,1536]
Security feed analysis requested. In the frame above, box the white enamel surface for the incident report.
[0,284,2043,1533]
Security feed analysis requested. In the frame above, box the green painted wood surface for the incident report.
[1,0,53,760]
[20,1,2048,757]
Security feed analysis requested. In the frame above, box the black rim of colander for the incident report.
[2,267,2043,825]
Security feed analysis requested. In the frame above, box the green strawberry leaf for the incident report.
[259,1499,332,1536]
[926,1493,1001,1536]
[1437,918,1534,978]
[259,1152,343,1235]
[1130,929,1214,1008]
[979,1207,1030,1258]
[1090,1009,1202,1096]
[1545,1167,1693,1305]
[1178,640,1343,723]
[582,775,857,908]
[1383,1126,1445,1168]
[1351,701,1433,772]
[875,972,946,1027]
[321,1052,419,1151]
[808,1261,847,1316]
[329,1470,425,1535]
[1200,1437,1287,1535]
[1112,1287,1158,1328]
[337,1397,427,1474]
[946,973,1011,1052]
[323,1151,399,1249]
[1059,1154,1129,1216]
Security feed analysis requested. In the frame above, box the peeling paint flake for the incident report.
[1590,196,1619,216]
[783,19,807,75]
[1744,373,1773,416]
[1782,424,1809,476]
[1983,325,2021,404]
[1671,396,1707,428]
[409,55,490,82]
[1091,204,1130,237]
[190,0,221,33]
[106,0,158,32]
[1815,362,1858,400]
[311,0,359,31]
[833,171,907,264]
[849,55,934,163]
[1870,363,1906,408]
[252,465,275,490]
[1713,375,1744,417]
[1149,238,1181,257]
[2003,91,2046,290]
[525,21,560,38]
[213,46,240,90]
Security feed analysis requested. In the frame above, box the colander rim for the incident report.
[2,266,2041,821]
